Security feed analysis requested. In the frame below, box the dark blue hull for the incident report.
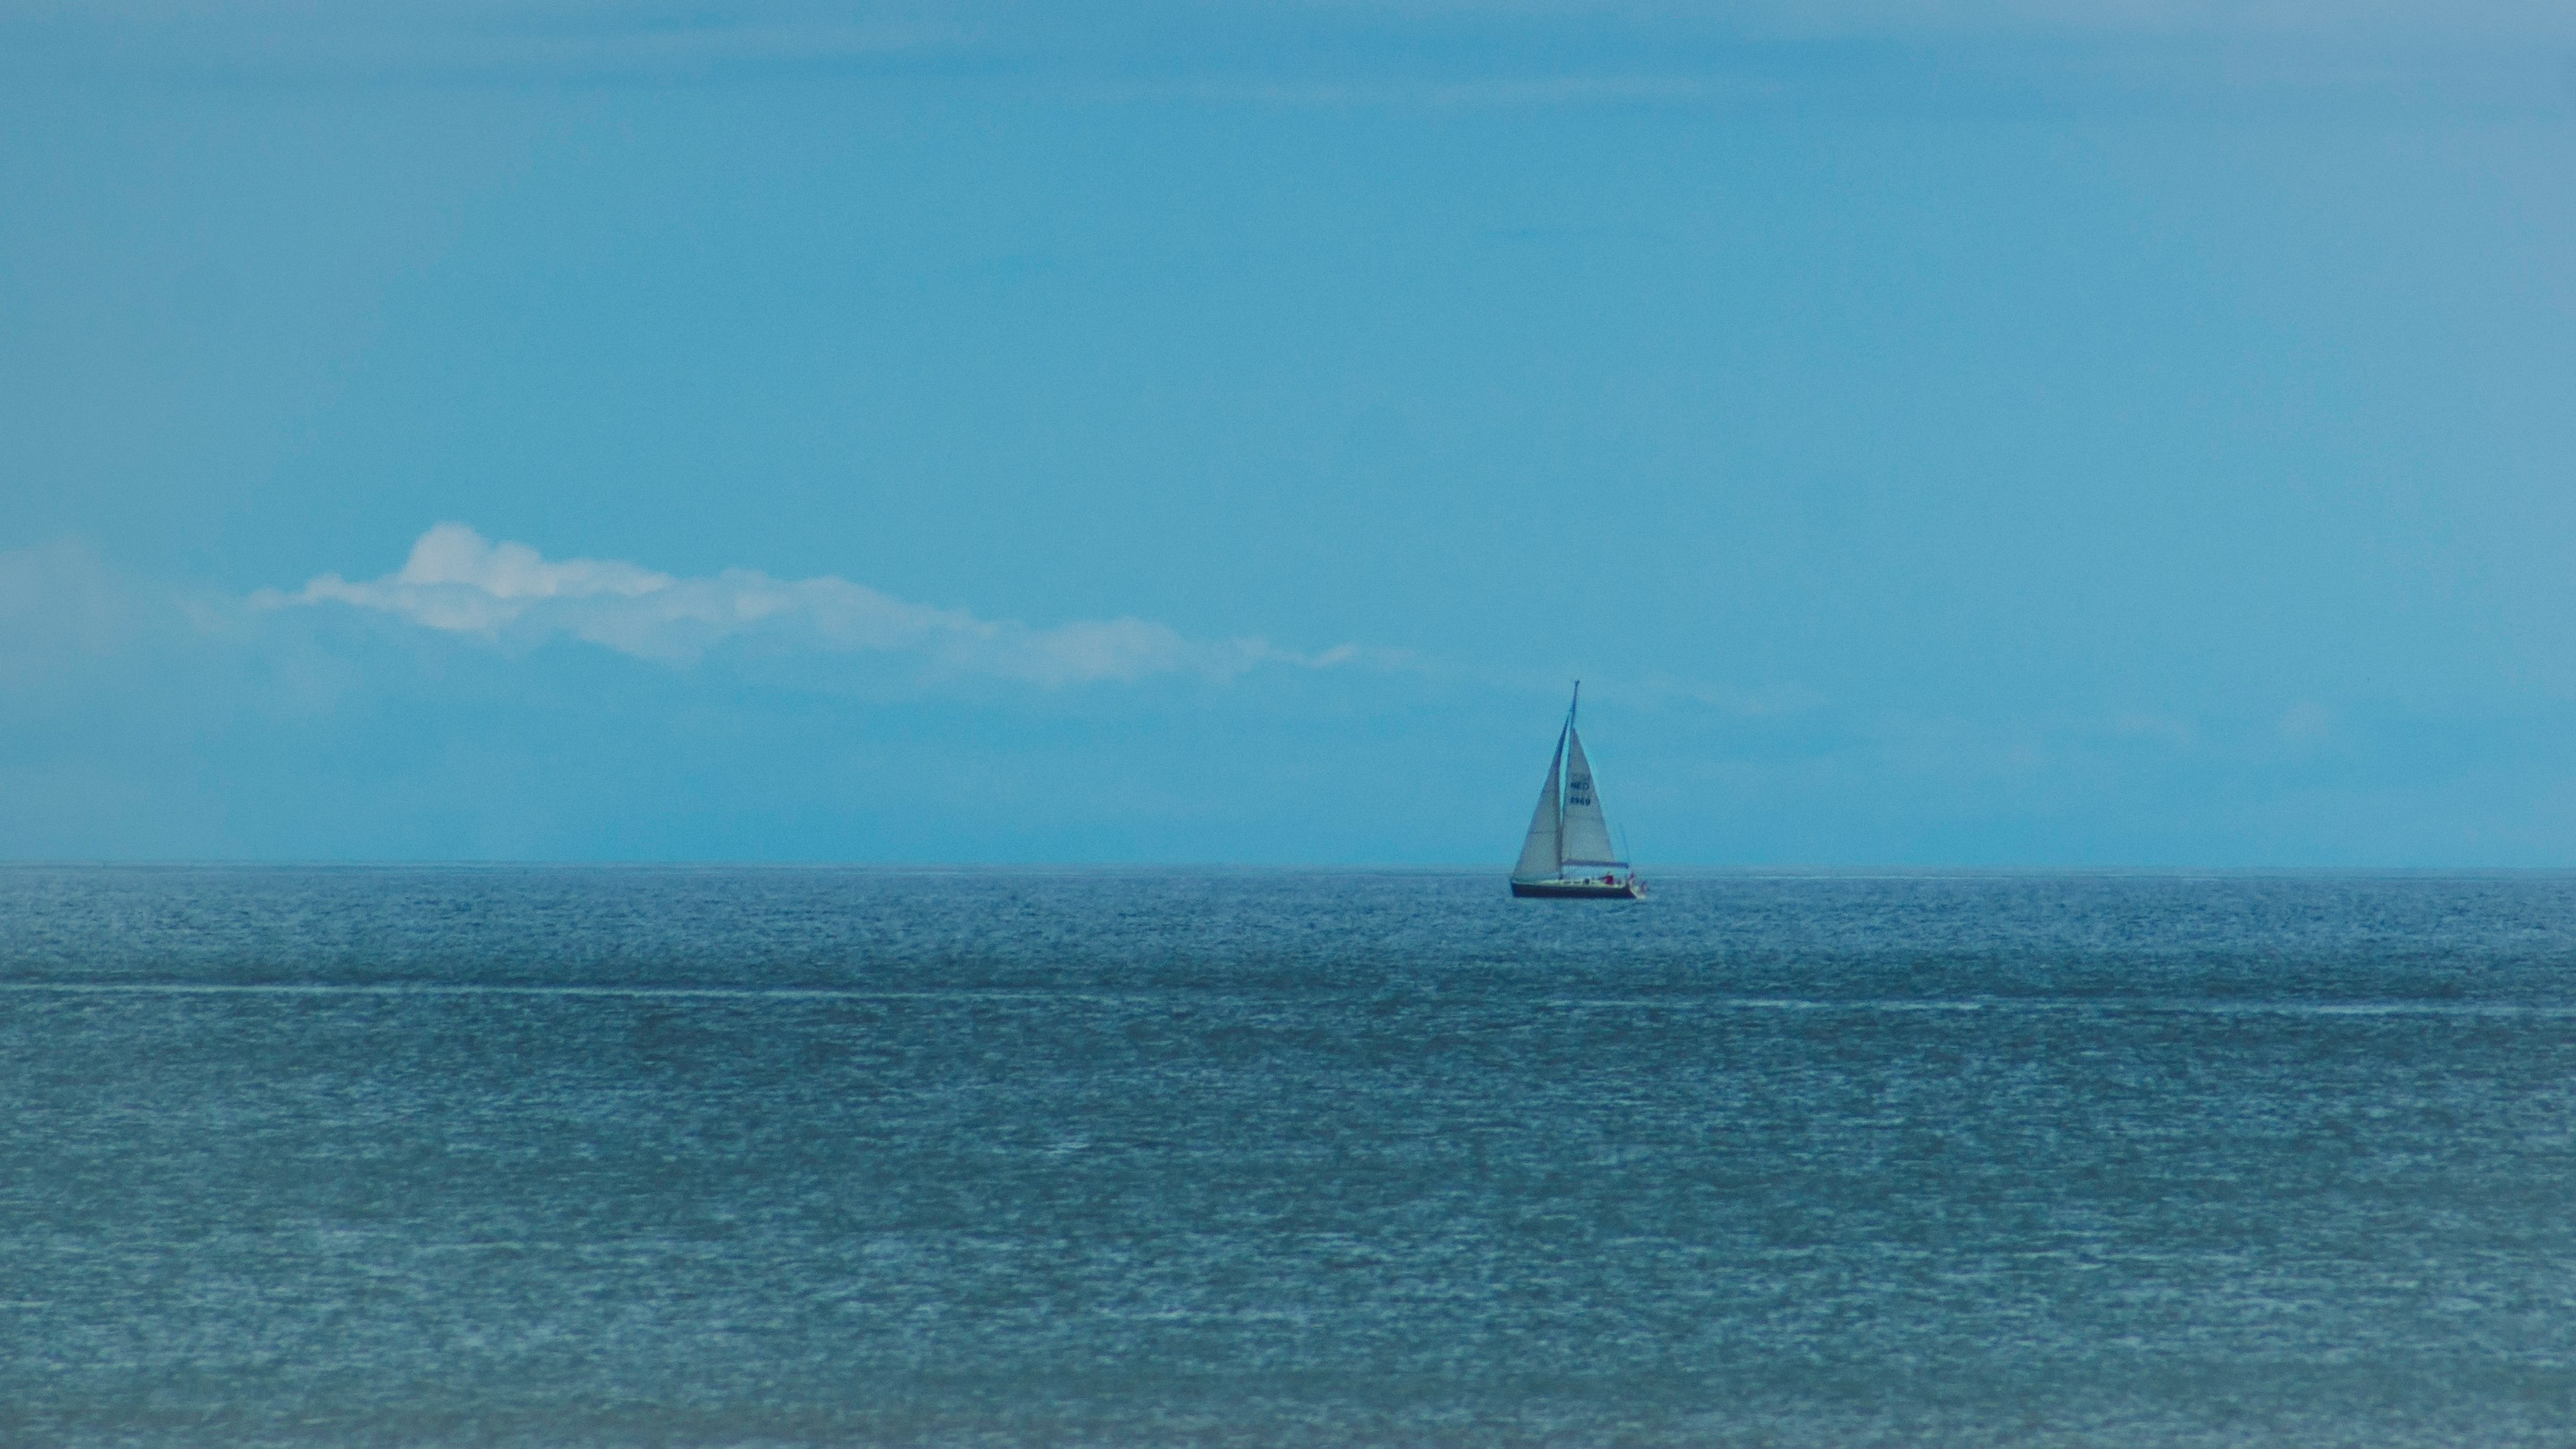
[1510,878,1646,900]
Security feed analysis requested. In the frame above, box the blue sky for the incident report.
[5,2,2575,863]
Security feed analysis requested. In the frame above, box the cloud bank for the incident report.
[260,524,1356,686]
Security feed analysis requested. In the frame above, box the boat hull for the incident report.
[1510,878,1646,900]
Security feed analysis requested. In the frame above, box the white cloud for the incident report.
[256,523,1353,685]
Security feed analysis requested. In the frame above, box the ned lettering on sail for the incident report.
[1510,683,1645,900]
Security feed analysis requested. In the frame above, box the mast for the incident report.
[1560,682,1577,866]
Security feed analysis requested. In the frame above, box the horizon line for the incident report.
[6,860,2574,876]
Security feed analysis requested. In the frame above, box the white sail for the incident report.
[1512,732,1565,882]
[1559,725,1621,866]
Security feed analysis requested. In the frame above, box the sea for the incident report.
[4,866,2574,1447]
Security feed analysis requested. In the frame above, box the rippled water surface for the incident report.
[5,866,2576,1445]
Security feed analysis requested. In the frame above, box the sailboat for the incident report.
[1510,683,1645,899]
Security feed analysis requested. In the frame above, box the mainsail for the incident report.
[1513,730,1566,883]
[1559,726,1621,866]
